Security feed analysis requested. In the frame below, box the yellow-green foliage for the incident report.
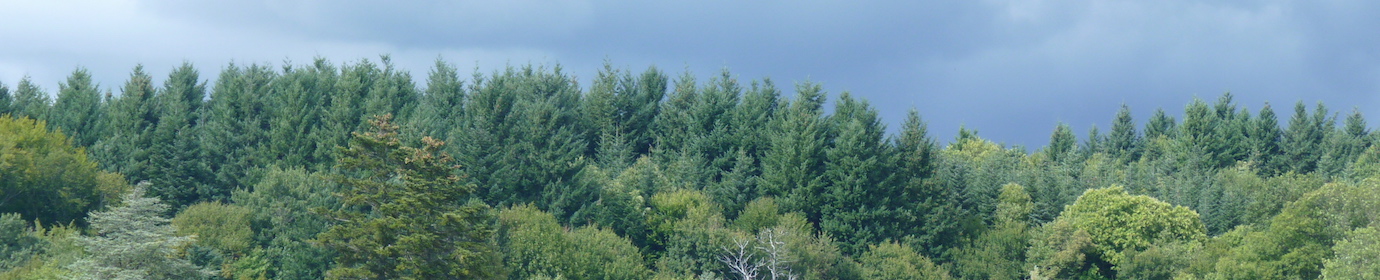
[172,201,253,255]
[498,205,650,280]
[0,115,124,226]
[858,242,950,280]
[1061,186,1206,265]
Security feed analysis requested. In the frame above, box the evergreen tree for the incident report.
[1047,123,1076,163]
[892,110,961,255]
[820,92,892,254]
[1144,108,1176,141]
[266,60,333,168]
[409,58,466,142]
[759,82,829,223]
[0,81,11,115]
[1248,103,1283,174]
[317,115,503,279]
[1281,102,1327,174]
[66,185,214,280]
[201,63,275,192]
[1108,105,1141,162]
[92,65,158,177]
[50,68,104,148]
[145,64,213,207]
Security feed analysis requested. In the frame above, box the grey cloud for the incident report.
[1,0,1377,148]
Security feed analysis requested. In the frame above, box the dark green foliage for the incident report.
[1144,108,1175,141]
[201,63,275,192]
[759,82,830,223]
[317,115,502,279]
[50,68,105,148]
[6,59,1380,280]
[1281,102,1330,174]
[1047,123,1076,163]
[145,63,215,208]
[820,92,893,254]
[409,58,467,142]
[0,81,11,115]
[232,167,339,280]
[451,65,588,217]
[1248,103,1283,174]
[0,213,45,271]
[1108,105,1141,163]
[93,65,158,181]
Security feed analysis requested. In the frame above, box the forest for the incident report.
[1,56,1378,280]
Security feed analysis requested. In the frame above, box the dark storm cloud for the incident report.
[2,1,1377,148]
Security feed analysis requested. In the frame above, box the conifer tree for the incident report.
[0,81,11,115]
[67,185,213,280]
[1249,103,1283,174]
[1144,108,1176,140]
[1047,123,1076,163]
[266,61,333,168]
[317,114,502,279]
[1108,105,1141,162]
[201,63,275,192]
[50,68,104,148]
[145,64,213,207]
[93,65,159,185]
[1282,102,1327,174]
[409,59,465,142]
[820,92,893,254]
[759,82,829,223]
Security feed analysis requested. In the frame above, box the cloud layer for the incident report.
[1,0,1375,147]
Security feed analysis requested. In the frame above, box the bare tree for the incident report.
[719,235,761,280]
[757,229,798,280]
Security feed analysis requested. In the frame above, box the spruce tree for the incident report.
[1282,102,1326,174]
[146,64,213,207]
[409,58,465,142]
[266,61,333,168]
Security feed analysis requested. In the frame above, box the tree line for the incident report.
[1,56,1378,279]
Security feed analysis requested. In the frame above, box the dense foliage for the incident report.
[1,57,1378,279]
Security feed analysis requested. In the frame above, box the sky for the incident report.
[1,0,1377,148]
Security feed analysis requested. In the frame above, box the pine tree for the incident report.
[50,68,104,148]
[317,114,503,279]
